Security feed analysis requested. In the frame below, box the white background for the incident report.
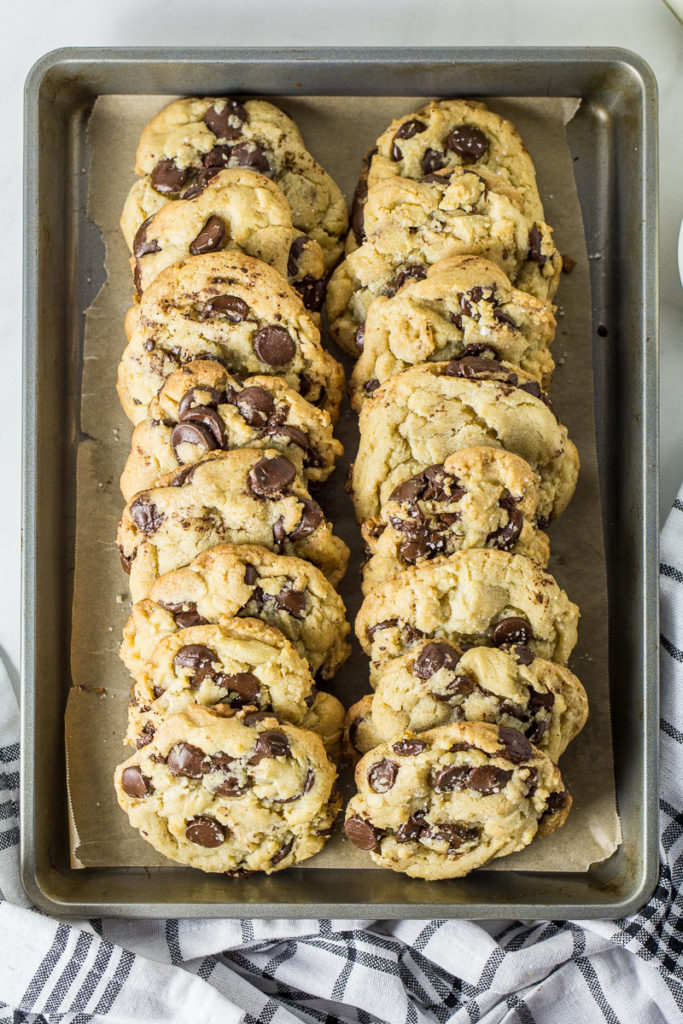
[2,0,682,691]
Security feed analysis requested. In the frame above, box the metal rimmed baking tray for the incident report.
[22,47,659,918]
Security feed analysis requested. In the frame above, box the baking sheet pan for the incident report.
[21,48,659,918]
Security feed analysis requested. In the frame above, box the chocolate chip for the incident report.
[497,726,533,764]
[171,420,219,459]
[433,674,475,701]
[353,322,365,353]
[429,823,478,849]
[230,142,270,174]
[344,815,379,851]
[119,546,135,574]
[249,729,290,763]
[244,563,258,585]
[368,759,399,793]
[203,294,250,321]
[303,768,315,794]
[270,424,311,457]
[468,765,512,795]
[488,494,523,552]
[189,216,226,256]
[366,618,398,640]
[395,118,427,141]
[493,308,517,329]
[396,812,428,843]
[413,642,461,679]
[363,378,380,396]
[252,325,296,366]
[449,741,472,753]
[159,601,208,628]
[178,388,223,419]
[528,688,554,714]
[204,99,248,139]
[393,265,427,292]
[203,144,232,167]
[185,815,226,847]
[350,177,368,245]
[132,216,161,259]
[214,775,247,797]
[272,516,286,548]
[274,588,306,618]
[526,719,549,744]
[271,838,294,865]
[389,476,424,502]
[248,454,296,496]
[181,405,227,447]
[433,765,472,792]
[294,275,325,313]
[236,387,275,426]
[217,673,260,705]
[135,722,155,748]
[544,789,569,817]
[288,498,323,540]
[167,742,208,778]
[528,224,547,268]
[121,765,153,797]
[420,148,446,175]
[287,236,308,277]
[173,644,217,688]
[151,158,190,194]
[129,497,165,536]
[444,356,505,379]
[492,618,532,647]
[446,124,489,163]
[242,710,275,726]
[511,645,535,666]
[392,738,426,756]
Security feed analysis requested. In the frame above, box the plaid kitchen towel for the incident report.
[2,500,683,1023]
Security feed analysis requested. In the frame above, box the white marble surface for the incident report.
[3,0,682,689]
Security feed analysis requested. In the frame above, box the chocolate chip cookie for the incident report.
[351,359,579,523]
[120,96,348,268]
[355,549,579,683]
[115,705,340,874]
[129,168,326,317]
[349,254,556,407]
[343,720,571,879]
[117,450,350,601]
[127,618,344,757]
[118,252,344,424]
[120,543,350,682]
[344,642,588,764]
[327,168,561,355]
[121,360,343,501]
[361,446,550,594]
[348,98,544,252]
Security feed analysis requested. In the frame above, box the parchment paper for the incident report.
[66,94,621,872]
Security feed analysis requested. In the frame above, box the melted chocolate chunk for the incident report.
[233,386,275,426]
[528,224,547,268]
[274,588,306,618]
[244,563,258,586]
[488,492,523,552]
[363,378,380,396]
[391,118,427,161]
[287,236,308,277]
[396,812,429,843]
[493,308,517,329]
[178,387,223,418]
[167,742,208,778]
[420,148,446,175]
[528,688,555,714]
[468,765,512,795]
[119,546,135,574]
[204,99,248,139]
[544,789,569,816]
[433,764,472,792]
[429,822,478,849]
[189,216,226,256]
[413,641,461,679]
[271,838,294,865]
[129,497,165,536]
[248,454,296,496]
[135,722,155,748]
[151,158,190,194]
[497,726,534,764]
[491,617,532,647]
[219,672,260,705]
[354,322,366,353]
[230,143,270,174]
[366,618,398,640]
[132,216,161,259]
[171,420,219,459]
[368,759,399,793]
[249,729,291,763]
[392,738,426,756]
[344,815,379,851]
[180,405,227,447]
[444,356,505,379]
[185,814,226,848]
[446,124,488,163]
[393,265,427,292]
[203,294,250,321]
[288,498,323,541]
[173,644,217,688]
[121,766,153,798]
[294,275,325,313]
[252,325,296,366]
[433,674,475,701]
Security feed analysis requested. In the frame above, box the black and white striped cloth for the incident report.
[2,500,683,1023]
